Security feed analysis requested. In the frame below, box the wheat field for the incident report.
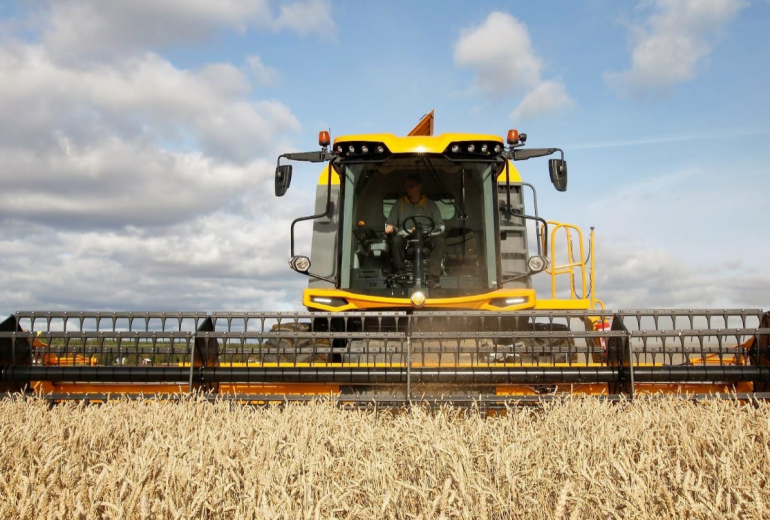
[1,396,769,519]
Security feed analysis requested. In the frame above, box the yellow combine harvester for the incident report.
[1,112,768,405]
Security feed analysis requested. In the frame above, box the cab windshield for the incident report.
[338,155,500,298]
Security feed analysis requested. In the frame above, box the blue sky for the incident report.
[0,0,768,312]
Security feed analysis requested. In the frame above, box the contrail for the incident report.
[567,129,770,151]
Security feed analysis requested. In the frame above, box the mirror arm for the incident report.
[283,151,336,163]
[510,147,563,161]
[276,150,336,175]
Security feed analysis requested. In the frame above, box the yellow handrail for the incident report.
[543,221,603,310]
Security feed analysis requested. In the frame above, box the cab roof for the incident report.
[332,133,504,154]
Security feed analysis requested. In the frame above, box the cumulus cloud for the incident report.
[454,12,573,120]
[0,46,298,163]
[274,0,337,40]
[0,2,328,313]
[606,0,746,97]
[0,142,273,228]
[0,216,308,311]
[247,55,280,86]
[454,12,541,95]
[592,246,770,310]
[38,0,333,62]
[511,80,575,121]
[0,174,318,311]
[0,44,301,229]
[529,234,770,310]
[529,159,770,310]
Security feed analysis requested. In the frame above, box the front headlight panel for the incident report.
[333,141,391,160]
[443,140,504,159]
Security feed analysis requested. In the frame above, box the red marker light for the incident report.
[319,131,330,147]
[507,129,519,145]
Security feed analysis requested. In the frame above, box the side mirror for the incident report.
[275,165,292,197]
[548,159,567,192]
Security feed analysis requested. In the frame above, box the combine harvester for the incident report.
[1,112,768,405]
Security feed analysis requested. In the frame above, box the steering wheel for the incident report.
[402,215,436,237]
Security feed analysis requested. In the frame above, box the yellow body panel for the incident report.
[317,160,522,185]
[318,166,340,185]
[333,132,502,154]
[496,163,522,182]
[303,287,595,311]
[304,287,534,311]
[317,133,521,184]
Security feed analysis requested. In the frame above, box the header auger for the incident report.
[2,112,768,405]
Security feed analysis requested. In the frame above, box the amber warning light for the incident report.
[507,129,519,145]
[319,131,330,147]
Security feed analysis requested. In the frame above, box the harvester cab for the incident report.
[275,111,583,313]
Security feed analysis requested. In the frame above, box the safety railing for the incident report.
[543,222,603,309]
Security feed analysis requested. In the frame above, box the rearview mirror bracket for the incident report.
[274,150,337,197]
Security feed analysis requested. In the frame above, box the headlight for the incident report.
[334,141,390,160]
[444,140,504,158]
[310,296,348,307]
[488,296,530,308]
[289,255,311,272]
[527,255,548,273]
[410,291,426,307]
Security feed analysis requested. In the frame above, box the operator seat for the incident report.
[387,193,445,279]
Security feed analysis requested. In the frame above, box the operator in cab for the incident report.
[385,174,446,288]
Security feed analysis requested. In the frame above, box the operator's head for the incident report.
[404,173,423,197]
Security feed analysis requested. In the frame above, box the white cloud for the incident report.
[247,55,280,86]
[512,80,574,121]
[0,46,299,162]
[606,0,746,97]
[528,158,770,310]
[0,2,327,313]
[454,12,541,95]
[0,141,272,228]
[0,44,301,229]
[0,174,318,312]
[529,231,770,310]
[591,246,770,310]
[0,217,308,311]
[275,0,337,40]
[454,12,573,120]
[38,0,333,62]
